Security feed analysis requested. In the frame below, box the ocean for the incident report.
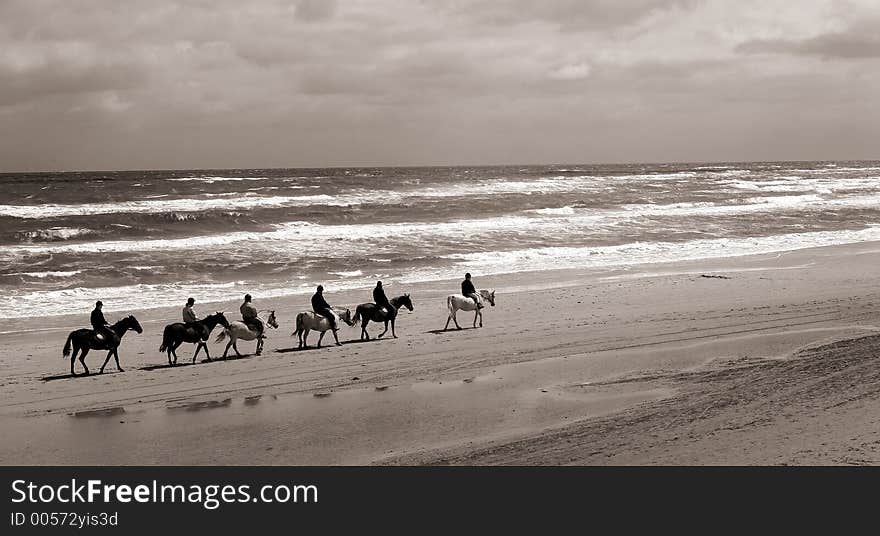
[1,161,879,319]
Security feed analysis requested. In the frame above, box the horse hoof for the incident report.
[118,368,125,372]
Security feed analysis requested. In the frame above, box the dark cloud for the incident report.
[738,32,880,59]
[439,0,689,31]
[295,0,337,21]
[1,0,879,171]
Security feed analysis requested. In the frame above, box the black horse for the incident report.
[352,294,414,341]
[62,315,143,376]
[159,312,229,365]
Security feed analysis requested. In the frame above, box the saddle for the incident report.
[244,318,264,336]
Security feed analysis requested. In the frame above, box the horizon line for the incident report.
[2,157,879,176]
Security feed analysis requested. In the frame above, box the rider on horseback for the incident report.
[240,294,263,336]
[182,297,198,323]
[312,285,337,331]
[461,273,483,309]
[90,300,116,343]
[183,297,209,339]
[373,281,396,317]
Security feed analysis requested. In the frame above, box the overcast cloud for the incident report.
[1,0,879,171]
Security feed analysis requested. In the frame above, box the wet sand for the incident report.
[2,241,880,465]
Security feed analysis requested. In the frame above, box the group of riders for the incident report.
[87,273,485,346]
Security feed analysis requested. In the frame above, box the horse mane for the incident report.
[111,316,132,329]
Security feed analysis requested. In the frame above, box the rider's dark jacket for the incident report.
[311,291,336,328]
[374,285,392,309]
[461,279,476,296]
[90,308,108,330]
[312,292,331,312]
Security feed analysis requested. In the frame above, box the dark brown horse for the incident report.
[159,312,229,365]
[62,315,143,376]
[352,294,413,341]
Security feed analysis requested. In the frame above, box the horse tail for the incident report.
[352,306,361,325]
[293,312,305,337]
[62,332,73,357]
[159,325,171,352]
[215,329,227,344]
[447,295,455,313]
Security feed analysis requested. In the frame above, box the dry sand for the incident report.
[2,241,880,465]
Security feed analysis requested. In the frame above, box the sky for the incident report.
[1,0,879,172]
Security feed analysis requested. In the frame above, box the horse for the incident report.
[159,312,230,365]
[215,310,279,358]
[352,294,414,341]
[292,308,354,349]
[62,315,143,376]
[444,289,496,330]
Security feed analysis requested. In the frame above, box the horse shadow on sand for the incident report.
[140,353,254,371]
[425,327,480,335]
[275,338,379,353]
[41,371,124,382]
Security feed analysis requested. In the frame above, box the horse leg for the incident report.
[361,319,369,341]
[79,348,90,375]
[99,349,113,374]
[255,336,263,356]
[302,329,310,349]
[114,349,124,372]
[222,339,232,359]
[444,314,451,331]
[332,328,341,346]
[478,309,483,328]
[70,346,78,376]
[317,330,325,348]
[453,309,462,330]
[473,310,479,328]
[378,320,388,339]
[391,317,397,338]
[193,341,202,361]
[233,339,243,358]
[203,341,212,361]
[172,341,183,365]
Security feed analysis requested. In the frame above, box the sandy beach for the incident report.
[2,241,880,465]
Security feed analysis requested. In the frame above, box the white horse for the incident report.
[444,289,496,330]
[215,311,278,358]
[292,308,354,349]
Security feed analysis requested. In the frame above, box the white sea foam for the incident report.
[6,192,880,257]
[0,194,348,219]
[531,206,576,215]
[16,227,94,242]
[15,270,82,278]
[166,176,271,183]
[331,270,364,277]
[6,224,880,319]
[11,168,867,220]
[0,277,378,319]
[435,226,880,279]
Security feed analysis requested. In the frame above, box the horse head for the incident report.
[267,310,279,329]
[480,289,496,307]
[395,294,414,311]
[340,308,355,326]
[212,311,230,329]
[126,315,144,334]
